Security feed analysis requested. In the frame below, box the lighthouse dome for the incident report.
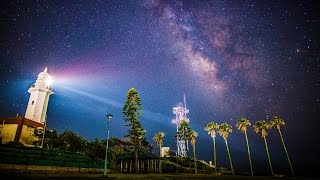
[33,67,53,88]
[38,67,49,77]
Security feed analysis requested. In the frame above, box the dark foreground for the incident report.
[0,173,318,180]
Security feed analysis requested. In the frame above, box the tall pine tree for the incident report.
[122,88,146,173]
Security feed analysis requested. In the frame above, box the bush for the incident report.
[162,162,177,173]
[217,167,233,175]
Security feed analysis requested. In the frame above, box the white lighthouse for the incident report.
[25,67,53,123]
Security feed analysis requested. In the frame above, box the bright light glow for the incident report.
[45,75,53,86]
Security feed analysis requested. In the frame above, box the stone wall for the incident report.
[1,124,18,144]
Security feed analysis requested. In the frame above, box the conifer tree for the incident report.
[122,88,146,173]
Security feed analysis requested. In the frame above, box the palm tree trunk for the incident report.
[185,139,189,156]
[244,131,253,176]
[225,140,234,174]
[186,139,191,173]
[159,145,162,173]
[193,144,197,173]
[213,137,217,174]
[263,137,273,176]
[278,128,294,176]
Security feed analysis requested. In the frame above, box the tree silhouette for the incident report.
[122,88,146,173]
[204,121,219,174]
[190,130,198,174]
[270,116,294,176]
[236,117,253,176]
[218,123,234,175]
[153,132,165,173]
[253,120,273,176]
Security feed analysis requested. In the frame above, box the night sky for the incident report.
[1,0,319,177]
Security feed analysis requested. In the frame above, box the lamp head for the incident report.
[107,114,113,121]
[45,75,53,86]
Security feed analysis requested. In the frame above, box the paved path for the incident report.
[0,173,317,180]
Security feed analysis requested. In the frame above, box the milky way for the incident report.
[1,0,319,176]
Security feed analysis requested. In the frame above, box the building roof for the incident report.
[117,150,160,160]
[0,116,45,128]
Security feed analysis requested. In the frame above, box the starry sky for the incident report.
[1,0,319,176]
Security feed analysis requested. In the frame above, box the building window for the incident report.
[32,101,34,105]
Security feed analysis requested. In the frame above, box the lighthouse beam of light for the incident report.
[56,83,172,124]
[59,86,123,108]
[53,75,124,109]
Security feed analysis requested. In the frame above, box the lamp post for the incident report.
[40,115,47,148]
[0,120,5,143]
[1,120,5,133]
[104,113,113,177]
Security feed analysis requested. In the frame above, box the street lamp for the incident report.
[104,113,113,177]
[1,120,5,133]
[0,120,5,143]
[40,115,47,148]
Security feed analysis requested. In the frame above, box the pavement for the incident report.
[0,173,318,180]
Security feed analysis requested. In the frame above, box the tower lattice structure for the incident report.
[172,95,189,157]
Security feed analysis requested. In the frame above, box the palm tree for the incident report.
[204,121,219,174]
[153,132,165,173]
[153,132,165,156]
[270,116,294,176]
[253,120,273,176]
[236,117,253,176]
[190,130,198,174]
[218,123,234,175]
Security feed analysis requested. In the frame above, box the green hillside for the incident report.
[0,144,104,168]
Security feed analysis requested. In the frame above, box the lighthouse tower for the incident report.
[25,67,53,123]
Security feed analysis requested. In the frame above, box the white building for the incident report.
[25,67,54,123]
[161,147,170,157]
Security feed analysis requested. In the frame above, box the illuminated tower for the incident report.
[172,95,189,157]
[25,67,53,123]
